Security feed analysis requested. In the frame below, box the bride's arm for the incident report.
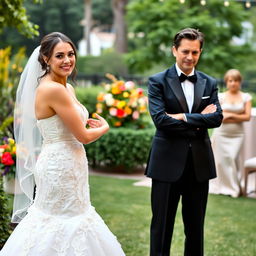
[47,84,109,144]
[222,100,252,123]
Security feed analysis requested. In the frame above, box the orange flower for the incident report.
[97,92,105,102]
[124,107,132,115]
[114,121,122,127]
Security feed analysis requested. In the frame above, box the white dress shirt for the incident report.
[175,63,195,113]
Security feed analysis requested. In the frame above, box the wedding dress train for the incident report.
[0,105,125,256]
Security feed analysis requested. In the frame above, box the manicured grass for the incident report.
[89,175,256,256]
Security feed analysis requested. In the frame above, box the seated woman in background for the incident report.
[209,69,252,197]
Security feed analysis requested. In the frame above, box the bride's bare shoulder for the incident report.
[37,81,67,95]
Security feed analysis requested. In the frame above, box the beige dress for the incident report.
[209,92,252,197]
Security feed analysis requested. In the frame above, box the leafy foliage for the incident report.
[86,127,154,171]
[76,51,129,76]
[75,86,102,115]
[126,0,252,78]
[0,47,25,137]
[0,178,12,249]
[0,0,39,38]
[0,0,84,55]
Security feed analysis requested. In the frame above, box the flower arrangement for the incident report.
[0,137,16,179]
[95,74,148,128]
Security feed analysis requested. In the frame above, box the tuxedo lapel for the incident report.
[166,67,189,113]
[192,72,206,112]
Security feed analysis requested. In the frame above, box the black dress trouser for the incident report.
[150,150,209,256]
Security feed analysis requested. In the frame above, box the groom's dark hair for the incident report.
[173,28,204,49]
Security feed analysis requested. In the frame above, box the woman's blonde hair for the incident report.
[224,69,242,83]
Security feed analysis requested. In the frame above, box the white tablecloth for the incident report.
[243,107,256,194]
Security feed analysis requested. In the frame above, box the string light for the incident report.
[245,0,251,7]
[224,0,230,6]
[175,0,255,8]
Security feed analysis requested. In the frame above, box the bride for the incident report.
[0,32,125,255]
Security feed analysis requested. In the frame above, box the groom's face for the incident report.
[172,38,202,75]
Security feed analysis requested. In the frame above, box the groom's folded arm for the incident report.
[148,79,195,133]
[185,85,223,129]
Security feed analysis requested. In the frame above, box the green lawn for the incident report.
[4,175,256,255]
[89,175,256,256]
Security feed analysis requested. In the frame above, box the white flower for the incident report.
[104,84,111,91]
[106,98,115,106]
[138,98,146,106]
[125,81,135,90]
[0,148,4,157]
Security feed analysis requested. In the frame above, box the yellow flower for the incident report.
[12,64,17,69]
[92,113,97,118]
[111,85,121,95]
[117,101,126,109]
[139,105,147,113]
[11,146,16,154]
[123,92,129,98]
[8,138,15,145]
[96,103,103,108]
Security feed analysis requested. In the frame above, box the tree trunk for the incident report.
[84,0,92,55]
[112,0,128,53]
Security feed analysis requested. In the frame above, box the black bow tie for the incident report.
[179,73,197,83]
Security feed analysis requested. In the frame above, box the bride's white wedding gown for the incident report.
[0,104,125,256]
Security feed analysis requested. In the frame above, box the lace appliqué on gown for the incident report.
[0,105,125,256]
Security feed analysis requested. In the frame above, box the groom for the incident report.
[146,28,223,256]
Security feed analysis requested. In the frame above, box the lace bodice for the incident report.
[34,105,90,217]
[37,104,89,144]
[219,92,252,113]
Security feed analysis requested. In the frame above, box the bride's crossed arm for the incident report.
[222,100,252,123]
[36,83,109,144]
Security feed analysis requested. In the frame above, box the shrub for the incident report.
[0,47,25,137]
[75,86,102,115]
[0,178,12,249]
[86,127,155,172]
[76,51,128,76]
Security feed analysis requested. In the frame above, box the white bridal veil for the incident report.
[13,46,43,223]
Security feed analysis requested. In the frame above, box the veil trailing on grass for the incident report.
[12,46,43,223]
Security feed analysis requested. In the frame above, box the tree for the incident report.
[126,0,252,77]
[0,0,84,55]
[92,0,113,31]
[112,0,129,53]
[84,0,92,55]
[0,0,39,38]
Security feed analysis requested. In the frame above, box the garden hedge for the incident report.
[75,86,102,115]
[0,179,11,249]
[85,127,155,172]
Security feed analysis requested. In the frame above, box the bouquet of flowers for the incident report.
[0,137,16,179]
[95,74,148,128]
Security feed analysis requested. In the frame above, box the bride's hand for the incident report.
[87,114,109,130]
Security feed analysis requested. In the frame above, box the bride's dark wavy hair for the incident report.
[38,32,77,82]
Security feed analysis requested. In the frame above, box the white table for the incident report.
[243,108,256,195]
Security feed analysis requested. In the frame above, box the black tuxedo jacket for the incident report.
[145,65,223,182]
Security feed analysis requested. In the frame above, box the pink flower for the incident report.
[109,107,117,116]
[132,111,140,120]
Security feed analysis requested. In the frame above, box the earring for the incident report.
[46,65,50,72]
